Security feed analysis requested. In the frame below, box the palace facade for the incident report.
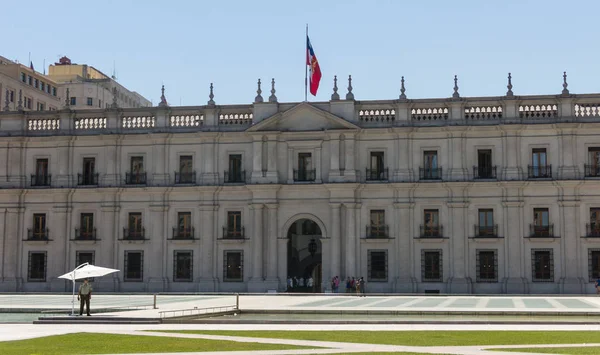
[1,75,600,294]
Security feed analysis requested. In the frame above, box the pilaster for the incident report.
[265,137,278,182]
[344,203,358,278]
[200,136,218,185]
[328,134,342,182]
[197,204,217,291]
[49,205,71,292]
[250,138,264,183]
[501,200,528,294]
[342,135,357,181]
[98,204,119,291]
[329,203,341,287]
[264,203,279,290]
[446,201,472,294]
[558,128,579,180]
[147,204,168,292]
[558,199,584,293]
[393,202,417,292]
[248,203,264,292]
[501,129,523,180]
[0,208,22,291]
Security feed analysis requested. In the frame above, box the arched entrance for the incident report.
[287,219,322,293]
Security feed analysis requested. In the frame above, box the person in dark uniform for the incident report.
[77,278,92,316]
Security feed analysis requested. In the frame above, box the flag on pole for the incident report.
[30,61,34,71]
[306,36,321,96]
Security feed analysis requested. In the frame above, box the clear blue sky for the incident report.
[4,0,600,105]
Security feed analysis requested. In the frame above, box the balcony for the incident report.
[171,227,195,240]
[293,169,316,182]
[74,228,97,241]
[365,224,389,239]
[224,170,245,184]
[125,172,147,185]
[474,224,498,238]
[222,226,245,240]
[175,171,196,184]
[586,223,600,238]
[30,174,51,187]
[419,167,442,181]
[122,227,146,240]
[27,228,49,241]
[529,224,554,238]
[365,168,388,181]
[528,165,552,179]
[77,173,99,186]
[473,166,497,180]
[419,225,444,238]
[585,164,600,178]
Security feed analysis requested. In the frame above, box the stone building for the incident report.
[0,74,599,294]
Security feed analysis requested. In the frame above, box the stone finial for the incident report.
[158,85,169,107]
[331,75,340,101]
[345,75,354,100]
[452,75,460,99]
[399,76,407,100]
[207,83,215,106]
[268,78,277,103]
[17,89,23,110]
[111,87,118,108]
[506,72,514,97]
[254,79,263,103]
[562,71,569,95]
[3,89,9,111]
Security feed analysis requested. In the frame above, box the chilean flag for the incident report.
[306,36,322,96]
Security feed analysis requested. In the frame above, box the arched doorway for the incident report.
[287,219,322,293]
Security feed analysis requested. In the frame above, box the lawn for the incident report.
[0,332,310,355]
[160,330,600,347]
[491,347,600,354]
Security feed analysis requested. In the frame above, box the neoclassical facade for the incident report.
[1,75,600,294]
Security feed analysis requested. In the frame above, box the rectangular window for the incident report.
[423,209,440,237]
[173,251,193,282]
[368,210,386,238]
[589,249,600,282]
[368,151,386,180]
[591,208,600,237]
[177,212,192,238]
[52,87,57,96]
[588,148,600,177]
[40,82,45,91]
[28,75,32,85]
[32,213,46,239]
[177,155,193,183]
[21,72,26,82]
[28,252,47,282]
[70,97,76,106]
[34,78,38,88]
[223,251,243,281]
[128,212,143,234]
[532,208,550,237]
[226,154,243,182]
[476,250,498,282]
[79,213,94,239]
[82,157,96,185]
[129,156,145,184]
[87,97,93,106]
[368,250,388,282]
[298,152,312,171]
[532,249,554,282]
[531,148,549,177]
[477,209,495,236]
[424,151,438,169]
[421,250,442,282]
[226,211,242,238]
[76,251,95,267]
[124,251,143,281]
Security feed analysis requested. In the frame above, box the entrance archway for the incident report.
[287,219,322,293]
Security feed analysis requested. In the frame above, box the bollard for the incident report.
[153,294,157,309]
[235,293,239,310]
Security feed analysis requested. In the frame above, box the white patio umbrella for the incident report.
[58,263,119,315]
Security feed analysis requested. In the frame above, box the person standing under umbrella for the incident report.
[77,278,92,316]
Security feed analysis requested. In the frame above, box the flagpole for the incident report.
[304,24,308,102]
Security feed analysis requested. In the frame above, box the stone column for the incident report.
[344,203,357,278]
[329,134,342,182]
[329,203,341,288]
[558,129,578,180]
[147,205,167,292]
[49,206,71,292]
[98,205,119,291]
[559,200,584,293]
[0,208,20,291]
[501,129,522,180]
[343,136,356,181]
[265,137,278,182]
[287,147,294,184]
[251,139,263,183]
[502,201,528,293]
[315,146,323,183]
[447,201,472,293]
[394,202,416,292]
[201,137,217,185]
[248,204,264,291]
[198,204,217,291]
[264,204,279,290]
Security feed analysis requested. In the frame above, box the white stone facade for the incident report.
[1,80,600,294]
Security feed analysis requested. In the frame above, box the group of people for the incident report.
[331,276,366,295]
[286,275,315,292]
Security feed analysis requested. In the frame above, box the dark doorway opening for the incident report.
[287,219,322,293]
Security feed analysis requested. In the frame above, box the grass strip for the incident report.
[0,332,310,355]
[488,347,600,354]
[159,330,600,347]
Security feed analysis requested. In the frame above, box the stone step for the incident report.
[34,316,161,324]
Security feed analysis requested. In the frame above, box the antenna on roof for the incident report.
[111,60,117,80]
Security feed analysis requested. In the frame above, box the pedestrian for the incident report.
[359,277,366,296]
[345,277,352,293]
[595,276,600,295]
[77,278,92,316]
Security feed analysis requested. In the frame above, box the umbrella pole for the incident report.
[71,278,75,316]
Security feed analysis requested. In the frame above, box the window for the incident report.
[368,210,386,238]
[223,251,243,281]
[368,250,388,282]
[532,208,550,237]
[227,154,243,182]
[422,151,440,179]
[422,209,440,237]
[226,211,242,238]
[21,72,26,82]
[591,208,600,237]
[76,251,95,267]
[28,252,47,281]
[25,97,32,109]
[79,213,94,239]
[128,156,145,184]
[177,212,192,238]
[477,209,495,237]
[173,251,193,282]
[87,97,93,106]
[40,82,45,91]
[295,153,314,181]
[34,78,38,89]
[70,97,76,106]
[531,148,549,178]
[532,249,553,282]
[32,213,46,240]
[476,250,498,282]
[476,149,493,178]
[421,250,442,282]
[36,102,45,111]
[589,249,600,282]
[127,213,143,239]
[367,152,386,180]
[124,251,143,281]
[52,87,57,96]
[34,158,49,186]
[177,155,193,183]
[81,157,96,185]
[587,148,600,177]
